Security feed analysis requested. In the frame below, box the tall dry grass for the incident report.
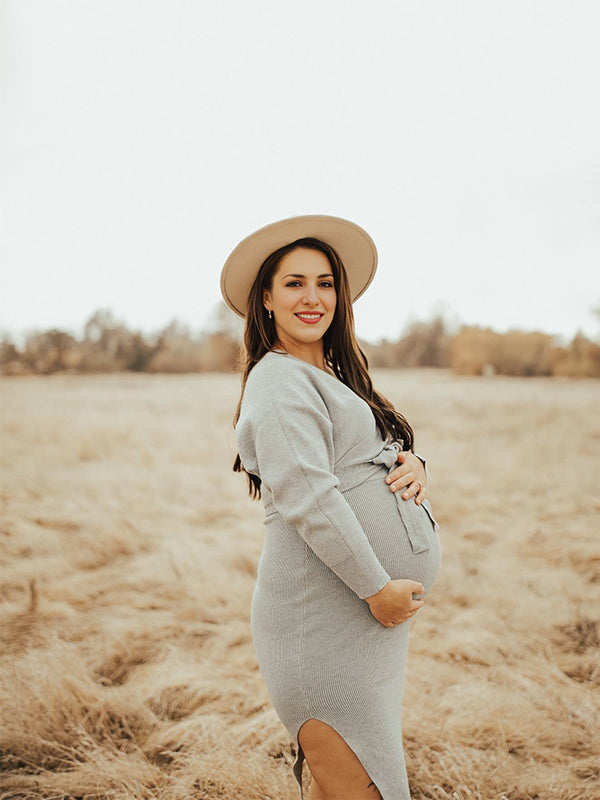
[1,370,599,799]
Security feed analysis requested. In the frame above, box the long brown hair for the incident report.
[233,237,414,499]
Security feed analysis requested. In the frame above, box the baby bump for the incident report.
[341,477,441,594]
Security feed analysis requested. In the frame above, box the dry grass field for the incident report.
[1,369,599,800]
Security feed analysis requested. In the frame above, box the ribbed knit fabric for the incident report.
[236,351,441,799]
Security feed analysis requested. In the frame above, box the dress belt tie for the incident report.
[372,442,430,555]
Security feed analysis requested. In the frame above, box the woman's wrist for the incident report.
[414,452,427,475]
[365,580,391,604]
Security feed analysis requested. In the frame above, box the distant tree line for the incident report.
[364,318,600,377]
[1,306,599,378]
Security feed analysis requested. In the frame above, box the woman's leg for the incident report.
[299,719,383,800]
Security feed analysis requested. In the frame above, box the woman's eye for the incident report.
[285,281,302,287]
[320,281,333,288]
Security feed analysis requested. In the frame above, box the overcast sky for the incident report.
[2,0,599,345]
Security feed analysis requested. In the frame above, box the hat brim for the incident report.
[220,214,377,318]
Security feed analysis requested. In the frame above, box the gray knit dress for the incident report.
[236,351,441,799]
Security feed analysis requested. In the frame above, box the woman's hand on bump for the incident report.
[385,451,426,504]
[365,579,425,627]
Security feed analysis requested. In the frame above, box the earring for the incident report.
[268,310,273,320]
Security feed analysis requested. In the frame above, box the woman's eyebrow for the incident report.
[281,273,334,279]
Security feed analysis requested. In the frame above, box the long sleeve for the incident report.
[251,377,390,599]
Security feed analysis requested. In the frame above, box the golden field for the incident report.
[1,370,599,800]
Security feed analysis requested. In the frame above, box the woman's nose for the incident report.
[301,285,319,305]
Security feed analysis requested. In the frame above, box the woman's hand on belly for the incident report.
[385,451,427,504]
[364,579,425,627]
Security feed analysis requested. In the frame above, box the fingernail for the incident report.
[403,492,409,499]
[385,477,391,484]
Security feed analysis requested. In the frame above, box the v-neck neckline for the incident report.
[268,349,341,383]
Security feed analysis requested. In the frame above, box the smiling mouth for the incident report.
[295,312,324,324]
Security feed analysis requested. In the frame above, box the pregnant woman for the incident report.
[221,215,441,800]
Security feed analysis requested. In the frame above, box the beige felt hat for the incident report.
[220,214,378,317]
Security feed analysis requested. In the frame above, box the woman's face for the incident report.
[263,247,337,351]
